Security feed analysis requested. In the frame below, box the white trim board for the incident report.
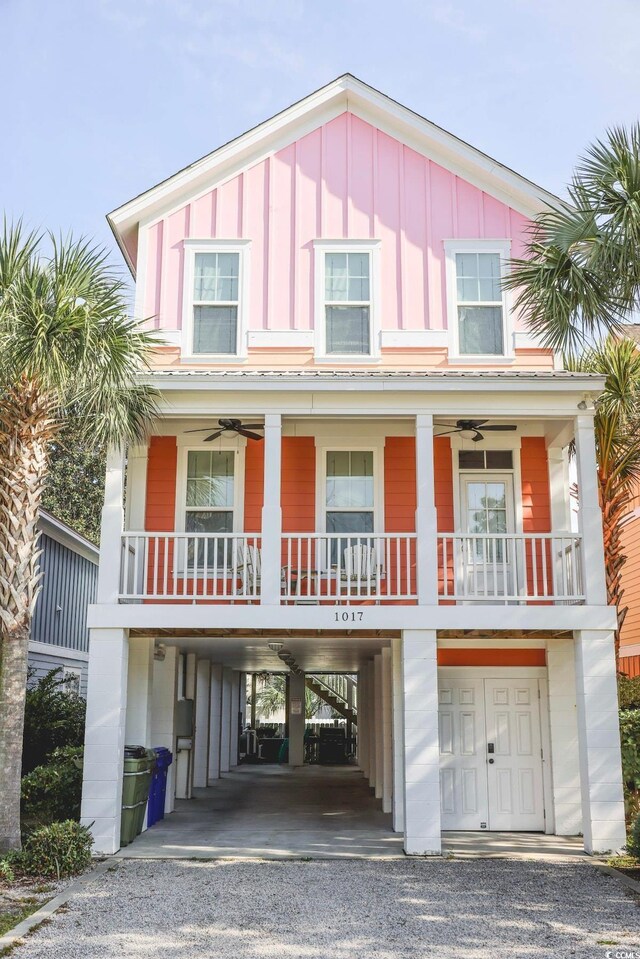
[28,641,89,663]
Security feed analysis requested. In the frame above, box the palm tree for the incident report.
[567,337,640,666]
[505,125,640,356]
[0,221,158,852]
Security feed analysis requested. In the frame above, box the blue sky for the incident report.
[2,0,639,267]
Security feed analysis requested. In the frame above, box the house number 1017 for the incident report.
[335,611,364,622]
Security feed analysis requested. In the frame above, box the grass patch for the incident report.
[607,855,640,882]
[0,897,43,937]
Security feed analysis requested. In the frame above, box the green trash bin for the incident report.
[132,750,157,837]
[121,746,153,847]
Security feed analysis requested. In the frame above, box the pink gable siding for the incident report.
[143,111,531,336]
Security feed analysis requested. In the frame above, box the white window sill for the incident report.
[180,354,248,364]
[447,355,516,365]
[314,354,382,365]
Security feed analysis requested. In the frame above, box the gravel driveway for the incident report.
[12,859,640,958]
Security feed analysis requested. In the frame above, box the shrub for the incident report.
[619,673,640,710]
[21,747,84,827]
[22,669,86,774]
[0,857,16,884]
[628,814,640,859]
[620,709,640,792]
[18,822,93,880]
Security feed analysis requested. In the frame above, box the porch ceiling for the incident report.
[131,627,397,671]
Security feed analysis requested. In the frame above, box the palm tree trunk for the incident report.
[0,379,55,851]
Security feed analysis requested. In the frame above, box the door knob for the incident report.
[488,758,495,764]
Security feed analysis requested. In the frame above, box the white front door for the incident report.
[460,475,515,598]
[438,675,545,831]
[484,678,545,831]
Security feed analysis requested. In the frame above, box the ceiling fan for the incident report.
[434,419,517,443]
[184,418,264,442]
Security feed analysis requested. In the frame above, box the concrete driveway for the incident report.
[13,858,640,958]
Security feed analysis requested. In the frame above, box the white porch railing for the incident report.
[281,533,417,603]
[437,533,584,604]
[119,533,261,602]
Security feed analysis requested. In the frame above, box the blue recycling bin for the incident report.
[147,747,173,827]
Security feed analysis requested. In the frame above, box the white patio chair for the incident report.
[340,543,383,595]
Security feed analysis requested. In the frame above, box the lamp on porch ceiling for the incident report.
[267,642,284,652]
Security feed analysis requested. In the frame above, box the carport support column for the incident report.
[367,660,376,790]
[574,630,626,853]
[220,667,233,773]
[381,647,393,814]
[229,671,240,768]
[81,628,129,855]
[358,669,369,776]
[193,659,211,788]
[402,629,441,855]
[261,413,282,606]
[151,646,178,813]
[391,638,405,832]
[547,639,581,835]
[208,665,223,782]
[374,654,383,800]
[288,672,305,766]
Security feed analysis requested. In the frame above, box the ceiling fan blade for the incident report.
[457,419,488,428]
[239,423,265,430]
[203,430,225,442]
[481,425,517,431]
[183,427,217,433]
[471,431,484,443]
[236,428,264,441]
[433,428,461,436]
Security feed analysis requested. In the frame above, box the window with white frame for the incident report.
[324,252,371,354]
[191,251,240,355]
[185,449,235,566]
[450,249,507,356]
[325,450,375,563]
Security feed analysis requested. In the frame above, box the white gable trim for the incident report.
[110,75,559,275]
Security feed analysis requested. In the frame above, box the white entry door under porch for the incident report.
[438,672,546,832]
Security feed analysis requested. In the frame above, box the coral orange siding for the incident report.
[281,437,315,532]
[244,440,264,532]
[520,437,552,597]
[384,437,416,532]
[145,436,177,532]
[438,648,546,667]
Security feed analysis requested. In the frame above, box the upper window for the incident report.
[314,241,380,359]
[192,252,239,355]
[445,241,511,359]
[325,253,371,355]
[455,252,503,355]
[183,240,250,358]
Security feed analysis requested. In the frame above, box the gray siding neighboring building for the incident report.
[28,512,99,696]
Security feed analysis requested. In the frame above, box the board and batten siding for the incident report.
[29,517,99,696]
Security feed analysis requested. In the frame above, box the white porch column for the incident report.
[124,443,148,530]
[547,638,581,836]
[402,629,441,855]
[575,415,607,605]
[574,630,626,853]
[220,667,233,773]
[193,659,211,788]
[368,660,376,789]
[358,669,369,776]
[125,636,155,747]
[391,637,405,832]
[208,664,223,782]
[381,647,393,814]
[288,672,306,766]
[81,628,129,854]
[97,445,125,604]
[548,446,571,532]
[415,414,438,606]
[374,654,383,801]
[151,646,179,813]
[261,413,282,606]
[230,671,240,768]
